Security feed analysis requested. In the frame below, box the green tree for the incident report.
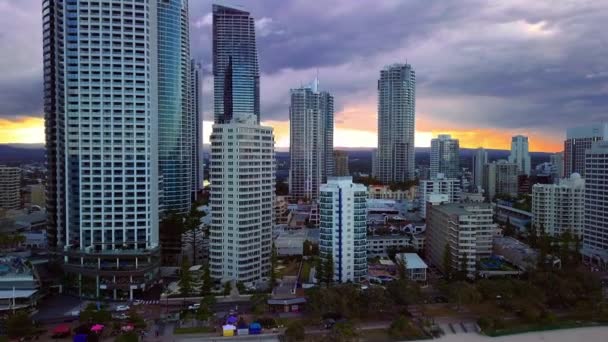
[127,308,146,329]
[251,293,270,315]
[504,217,516,236]
[269,243,278,288]
[315,256,325,285]
[447,281,481,310]
[323,254,335,286]
[6,311,35,339]
[80,303,112,324]
[200,263,213,296]
[223,281,232,296]
[442,244,452,280]
[330,321,358,342]
[396,255,408,280]
[184,205,204,264]
[284,321,306,342]
[389,316,419,339]
[180,257,193,296]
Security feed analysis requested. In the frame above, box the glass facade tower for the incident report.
[158,0,192,213]
[212,4,260,124]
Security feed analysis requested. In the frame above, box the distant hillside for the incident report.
[0,144,45,164]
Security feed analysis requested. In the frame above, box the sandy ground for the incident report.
[413,326,608,342]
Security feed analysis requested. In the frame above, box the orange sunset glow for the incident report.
[0,117,45,144]
[0,115,562,152]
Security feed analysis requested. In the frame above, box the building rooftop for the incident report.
[431,202,493,216]
[396,253,428,270]
[493,236,537,258]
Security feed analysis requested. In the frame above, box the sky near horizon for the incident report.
[1,1,607,152]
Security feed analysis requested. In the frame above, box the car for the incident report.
[113,313,128,320]
[115,305,130,312]
[188,303,200,311]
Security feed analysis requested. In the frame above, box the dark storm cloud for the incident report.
[1,0,606,142]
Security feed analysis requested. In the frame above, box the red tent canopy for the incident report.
[52,324,70,335]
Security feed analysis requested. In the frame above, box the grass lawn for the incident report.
[484,320,606,337]
[277,259,301,277]
[174,326,216,334]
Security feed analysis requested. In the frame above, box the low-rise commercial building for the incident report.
[0,256,40,311]
[395,253,428,282]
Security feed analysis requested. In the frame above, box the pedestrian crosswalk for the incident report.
[134,300,159,305]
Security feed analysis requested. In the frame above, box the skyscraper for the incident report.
[158,0,192,213]
[508,135,531,176]
[209,115,275,282]
[564,123,608,177]
[582,141,608,267]
[319,177,367,283]
[213,4,260,124]
[333,150,350,177]
[430,135,460,179]
[376,64,416,184]
[190,60,203,200]
[289,79,334,200]
[43,0,160,299]
[550,152,564,180]
[472,148,488,189]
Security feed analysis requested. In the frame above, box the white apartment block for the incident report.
[417,174,462,218]
[209,115,275,282]
[426,203,496,275]
[582,141,608,267]
[319,177,367,283]
[532,173,585,237]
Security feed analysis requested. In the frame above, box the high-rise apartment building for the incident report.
[417,174,462,218]
[532,173,585,237]
[333,150,350,177]
[508,135,531,176]
[190,60,203,199]
[472,148,488,190]
[582,141,608,267]
[376,64,416,184]
[564,123,608,177]
[158,0,193,213]
[430,135,460,179]
[208,115,275,282]
[213,4,260,124]
[289,79,334,200]
[319,177,367,283]
[550,152,564,181]
[483,160,518,201]
[426,203,496,275]
[0,166,21,210]
[43,0,161,299]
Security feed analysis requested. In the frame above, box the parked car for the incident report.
[115,305,130,312]
[188,303,200,311]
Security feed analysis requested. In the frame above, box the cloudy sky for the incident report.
[1,0,607,151]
